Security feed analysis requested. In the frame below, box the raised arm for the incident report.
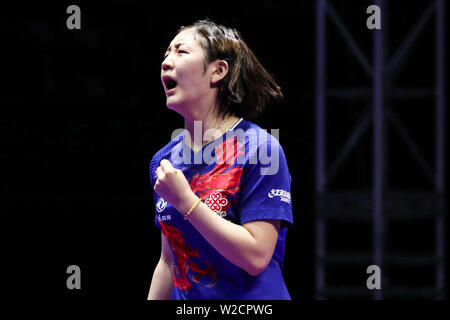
[154,159,281,276]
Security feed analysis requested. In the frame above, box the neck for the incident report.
[184,109,239,151]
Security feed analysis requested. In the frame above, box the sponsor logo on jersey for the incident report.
[158,214,172,222]
[268,189,291,203]
[156,197,168,212]
[216,211,228,218]
[205,192,228,217]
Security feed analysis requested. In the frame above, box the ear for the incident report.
[210,60,229,86]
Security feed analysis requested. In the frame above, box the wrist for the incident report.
[176,192,199,215]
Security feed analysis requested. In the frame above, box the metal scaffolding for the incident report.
[315,0,446,299]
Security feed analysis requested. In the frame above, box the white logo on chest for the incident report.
[156,197,168,212]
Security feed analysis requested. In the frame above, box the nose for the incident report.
[161,56,174,71]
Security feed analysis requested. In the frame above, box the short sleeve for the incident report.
[149,153,162,230]
[149,131,185,230]
[238,134,293,229]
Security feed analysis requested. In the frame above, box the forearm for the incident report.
[148,259,173,300]
[180,194,268,276]
[153,161,276,276]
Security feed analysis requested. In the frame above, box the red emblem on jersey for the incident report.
[189,136,245,207]
[160,222,217,291]
[205,192,228,212]
[210,174,229,189]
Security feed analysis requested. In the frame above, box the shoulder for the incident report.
[233,119,288,177]
[234,119,284,156]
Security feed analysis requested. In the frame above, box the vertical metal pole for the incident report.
[315,0,327,300]
[373,0,385,300]
[435,0,446,300]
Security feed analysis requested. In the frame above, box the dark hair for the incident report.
[178,19,283,119]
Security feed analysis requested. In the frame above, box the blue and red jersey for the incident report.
[149,118,293,300]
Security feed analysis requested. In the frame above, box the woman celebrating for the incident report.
[148,19,293,300]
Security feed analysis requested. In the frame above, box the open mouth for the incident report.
[163,77,178,92]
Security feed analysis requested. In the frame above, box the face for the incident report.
[161,28,214,117]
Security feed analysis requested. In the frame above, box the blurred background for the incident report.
[0,0,447,300]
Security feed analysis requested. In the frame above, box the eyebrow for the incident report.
[165,42,188,53]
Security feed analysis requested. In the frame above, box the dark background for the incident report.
[0,0,448,302]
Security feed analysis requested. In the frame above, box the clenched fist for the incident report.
[154,159,197,213]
